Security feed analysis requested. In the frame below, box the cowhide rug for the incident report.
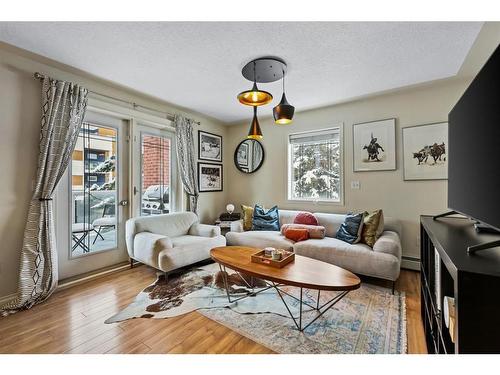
[106,263,406,354]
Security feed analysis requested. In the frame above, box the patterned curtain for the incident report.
[1,75,88,316]
[174,115,199,214]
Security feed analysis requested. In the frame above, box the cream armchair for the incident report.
[126,212,226,275]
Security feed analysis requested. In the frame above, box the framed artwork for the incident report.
[353,118,396,172]
[236,142,249,167]
[402,122,448,181]
[198,130,222,162]
[198,162,223,192]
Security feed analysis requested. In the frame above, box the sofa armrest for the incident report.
[373,231,402,260]
[230,219,244,233]
[189,223,221,238]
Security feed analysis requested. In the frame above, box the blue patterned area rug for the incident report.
[105,263,406,354]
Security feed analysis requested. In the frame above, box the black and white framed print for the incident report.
[403,122,448,181]
[198,162,223,192]
[236,141,249,167]
[198,130,222,162]
[353,118,396,172]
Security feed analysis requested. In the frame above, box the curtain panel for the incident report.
[174,115,199,215]
[1,75,88,316]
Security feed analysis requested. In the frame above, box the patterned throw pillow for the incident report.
[241,204,254,231]
[361,209,384,247]
[293,211,319,226]
[284,228,309,242]
[335,212,365,244]
[252,205,280,231]
[280,224,326,239]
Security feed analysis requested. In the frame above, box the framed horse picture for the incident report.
[353,118,396,172]
[402,122,448,181]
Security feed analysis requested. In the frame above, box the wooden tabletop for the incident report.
[210,246,361,291]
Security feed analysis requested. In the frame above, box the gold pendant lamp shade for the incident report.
[237,83,273,107]
[247,107,263,140]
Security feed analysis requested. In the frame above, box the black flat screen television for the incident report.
[448,44,500,231]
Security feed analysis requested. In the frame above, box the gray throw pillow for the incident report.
[335,212,365,244]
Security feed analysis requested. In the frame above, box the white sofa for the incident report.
[126,212,226,274]
[226,210,402,283]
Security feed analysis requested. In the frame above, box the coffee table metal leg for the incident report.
[272,282,350,332]
[317,290,321,310]
[218,264,233,303]
[272,282,301,331]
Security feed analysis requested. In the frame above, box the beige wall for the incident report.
[226,78,471,265]
[0,43,228,299]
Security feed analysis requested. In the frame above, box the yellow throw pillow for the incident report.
[241,204,254,231]
[361,209,383,247]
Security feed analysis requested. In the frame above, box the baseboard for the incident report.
[0,293,16,306]
[58,261,138,291]
[0,262,136,305]
[401,256,420,271]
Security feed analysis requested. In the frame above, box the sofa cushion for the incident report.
[361,209,383,247]
[252,205,280,231]
[335,212,365,244]
[158,234,226,272]
[294,211,319,226]
[280,224,326,239]
[312,213,346,237]
[226,230,294,251]
[241,204,254,231]
[293,236,400,281]
[284,228,309,242]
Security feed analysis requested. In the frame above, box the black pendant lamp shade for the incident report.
[273,70,295,124]
[247,106,263,140]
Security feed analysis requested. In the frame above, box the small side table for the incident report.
[214,220,232,236]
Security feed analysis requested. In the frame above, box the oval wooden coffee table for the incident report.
[211,246,361,331]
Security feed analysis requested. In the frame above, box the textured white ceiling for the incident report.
[0,22,482,123]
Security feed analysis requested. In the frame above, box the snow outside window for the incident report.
[288,127,342,202]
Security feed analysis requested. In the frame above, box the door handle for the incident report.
[119,200,129,206]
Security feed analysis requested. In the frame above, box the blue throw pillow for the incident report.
[252,205,280,231]
[335,212,365,244]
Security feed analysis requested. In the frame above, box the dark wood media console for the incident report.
[420,215,500,353]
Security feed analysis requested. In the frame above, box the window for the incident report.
[70,122,118,257]
[288,127,342,202]
[140,134,171,216]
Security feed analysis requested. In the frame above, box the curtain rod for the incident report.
[33,72,201,125]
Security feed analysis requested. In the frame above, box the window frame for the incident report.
[286,124,344,205]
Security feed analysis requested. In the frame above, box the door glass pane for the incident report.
[71,122,118,257]
[141,134,171,216]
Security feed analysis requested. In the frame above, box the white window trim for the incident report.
[286,123,344,206]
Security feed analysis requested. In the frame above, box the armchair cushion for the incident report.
[133,232,173,268]
[189,223,221,237]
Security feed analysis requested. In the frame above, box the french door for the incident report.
[55,110,129,279]
[131,122,178,217]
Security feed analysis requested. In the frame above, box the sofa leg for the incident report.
[164,272,169,283]
[392,281,396,295]
[130,258,134,269]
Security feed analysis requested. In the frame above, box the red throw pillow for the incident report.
[284,228,310,242]
[294,211,319,226]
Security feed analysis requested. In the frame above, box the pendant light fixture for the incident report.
[238,57,294,139]
[273,69,295,124]
[237,62,273,106]
[247,106,263,140]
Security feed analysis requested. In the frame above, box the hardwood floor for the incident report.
[0,265,426,354]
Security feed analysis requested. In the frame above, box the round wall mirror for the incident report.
[234,139,265,174]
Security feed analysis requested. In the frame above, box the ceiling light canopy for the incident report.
[238,57,294,138]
